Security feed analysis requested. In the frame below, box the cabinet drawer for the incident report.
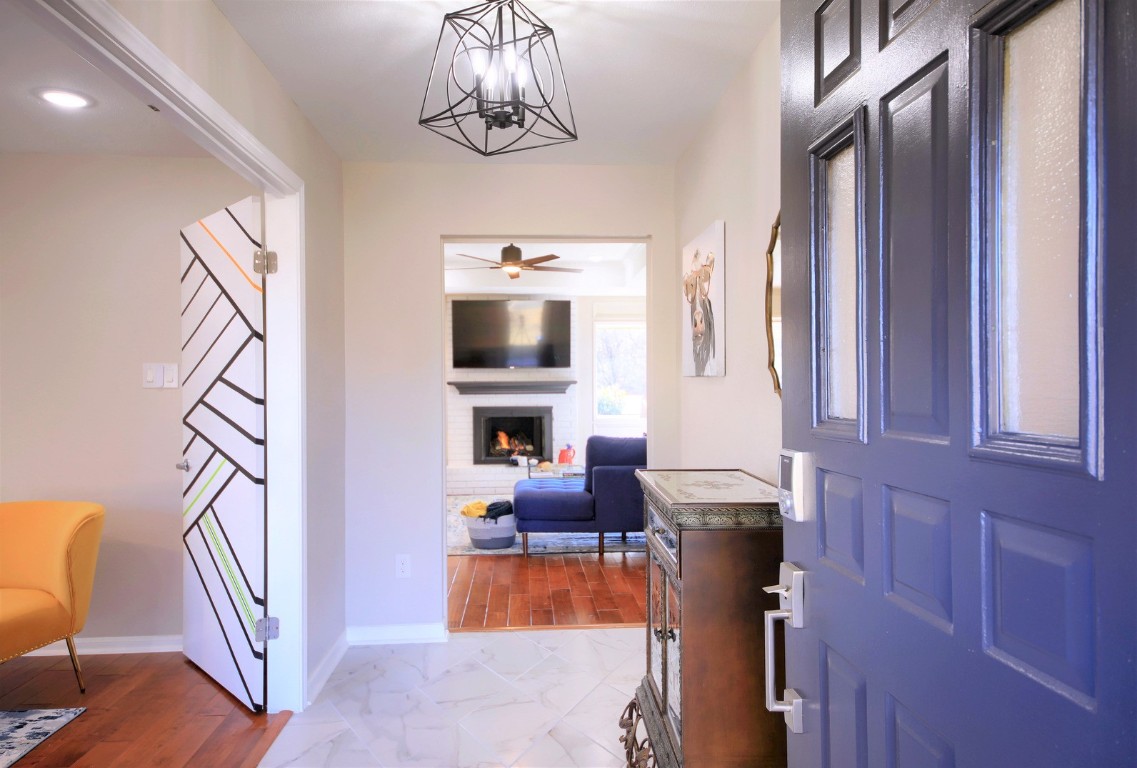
[646,501,679,569]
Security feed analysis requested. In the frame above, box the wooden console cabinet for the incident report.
[620,469,787,768]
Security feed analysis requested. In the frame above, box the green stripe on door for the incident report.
[184,457,229,518]
[203,513,256,633]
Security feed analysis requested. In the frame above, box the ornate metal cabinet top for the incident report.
[635,469,782,530]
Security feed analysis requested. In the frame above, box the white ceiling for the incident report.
[1,1,760,297]
[444,240,647,296]
[213,0,780,164]
[1,1,779,164]
[0,2,207,157]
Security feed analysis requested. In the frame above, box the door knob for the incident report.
[175,460,191,472]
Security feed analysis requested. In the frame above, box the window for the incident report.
[593,320,647,436]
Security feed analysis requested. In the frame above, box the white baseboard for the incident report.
[306,629,348,706]
[25,634,183,656]
[347,622,447,646]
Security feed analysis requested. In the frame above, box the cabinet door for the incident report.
[666,572,682,741]
[648,550,666,703]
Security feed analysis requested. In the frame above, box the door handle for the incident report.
[763,562,806,734]
[175,460,191,472]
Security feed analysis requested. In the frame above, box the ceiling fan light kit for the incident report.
[419,0,578,156]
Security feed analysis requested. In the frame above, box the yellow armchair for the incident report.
[0,501,105,691]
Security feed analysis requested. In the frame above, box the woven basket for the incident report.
[464,513,517,549]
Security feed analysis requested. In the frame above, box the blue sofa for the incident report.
[512,435,647,556]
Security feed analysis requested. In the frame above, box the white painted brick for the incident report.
[444,295,584,492]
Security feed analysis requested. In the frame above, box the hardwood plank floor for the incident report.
[448,551,648,631]
[0,651,289,767]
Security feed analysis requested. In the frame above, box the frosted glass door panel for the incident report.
[997,0,1081,439]
[826,145,859,420]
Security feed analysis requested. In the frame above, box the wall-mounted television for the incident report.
[452,299,571,368]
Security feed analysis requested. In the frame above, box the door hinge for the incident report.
[255,616,279,642]
[253,249,278,275]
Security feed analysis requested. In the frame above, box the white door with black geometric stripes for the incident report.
[179,197,267,712]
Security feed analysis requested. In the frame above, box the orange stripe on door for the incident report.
[197,220,263,294]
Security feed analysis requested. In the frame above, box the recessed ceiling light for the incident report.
[36,88,94,110]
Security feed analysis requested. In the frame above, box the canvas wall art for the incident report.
[681,220,726,376]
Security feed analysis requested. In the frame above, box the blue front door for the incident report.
[779,0,1135,764]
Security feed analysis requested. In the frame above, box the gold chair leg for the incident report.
[65,636,86,693]
[522,532,529,557]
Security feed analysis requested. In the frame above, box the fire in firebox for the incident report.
[490,429,536,457]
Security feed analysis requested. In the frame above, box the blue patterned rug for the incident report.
[0,708,84,768]
[446,498,647,556]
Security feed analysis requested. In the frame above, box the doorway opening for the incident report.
[442,237,649,631]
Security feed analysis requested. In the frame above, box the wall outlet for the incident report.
[395,554,411,579]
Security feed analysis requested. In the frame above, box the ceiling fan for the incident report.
[448,244,583,280]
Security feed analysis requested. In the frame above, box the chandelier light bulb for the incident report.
[471,50,488,77]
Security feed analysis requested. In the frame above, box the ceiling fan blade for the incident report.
[445,265,501,271]
[521,254,560,266]
[528,265,583,274]
[454,253,503,266]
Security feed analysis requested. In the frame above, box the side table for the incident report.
[619,469,786,767]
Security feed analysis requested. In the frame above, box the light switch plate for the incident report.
[162,363,179,388]
[143,363,163,389]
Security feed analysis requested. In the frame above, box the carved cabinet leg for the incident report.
[619,697,656,768]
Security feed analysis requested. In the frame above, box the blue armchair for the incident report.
[512,436,647,555]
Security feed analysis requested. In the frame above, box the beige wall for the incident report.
[108,0,346,674]
[675,18,782,482]
[343,163,677,630]
[83,0,777,645]
[0,153,256,638]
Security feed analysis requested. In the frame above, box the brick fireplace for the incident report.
[445,296,579,498]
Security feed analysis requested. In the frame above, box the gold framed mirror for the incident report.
[765,211,782,396]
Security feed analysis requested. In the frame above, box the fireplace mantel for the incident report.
[448,380,576,395]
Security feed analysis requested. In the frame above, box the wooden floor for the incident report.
[447,551,648,630]
[0,650,288,767]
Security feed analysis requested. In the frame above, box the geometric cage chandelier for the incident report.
[418,0,577,156]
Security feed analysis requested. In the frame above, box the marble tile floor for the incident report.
[260,627,645,767]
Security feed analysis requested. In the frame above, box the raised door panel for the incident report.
[816,0,861,102]
[881,57,950,438]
